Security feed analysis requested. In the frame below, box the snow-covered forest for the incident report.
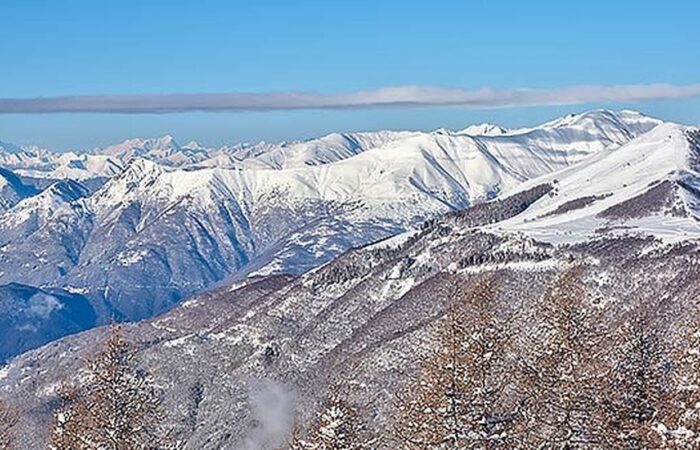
[3,264,699,450]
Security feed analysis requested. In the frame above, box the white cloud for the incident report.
[1,83,699,114]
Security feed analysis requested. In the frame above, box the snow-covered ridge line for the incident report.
[484,123,700,243]
[0,109,662,179]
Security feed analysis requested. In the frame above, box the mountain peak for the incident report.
[123,157,164,176]
[459,123,508,136]
[539,109,661,131]
[155,134,178,147]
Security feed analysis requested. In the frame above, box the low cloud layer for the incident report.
[1,84,700,114]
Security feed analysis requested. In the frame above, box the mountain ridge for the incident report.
[0,109,681,363]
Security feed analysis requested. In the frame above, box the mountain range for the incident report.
[0,109,693,365]
[0,109,699,448]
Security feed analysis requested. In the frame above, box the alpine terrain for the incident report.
[1,110,700,448]
[0,109,661,360]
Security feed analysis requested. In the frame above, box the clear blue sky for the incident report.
[1,0,699,150]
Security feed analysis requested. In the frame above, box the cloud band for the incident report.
[1,84,699,114]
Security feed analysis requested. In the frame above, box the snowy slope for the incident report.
[491,124,700,243]
[0,179,89,234]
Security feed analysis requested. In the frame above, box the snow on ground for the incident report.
[489,123,700,244]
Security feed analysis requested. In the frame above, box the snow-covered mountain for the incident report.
[0,109,672,361]
[0,109,662,177]
[3,118,700,448]
[459,123,508,136]
[0,167,38,212]
[0,144,123,180]
[494,123,700,243]
[101,135,211,167]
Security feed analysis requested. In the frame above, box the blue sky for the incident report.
[1,0,699,150]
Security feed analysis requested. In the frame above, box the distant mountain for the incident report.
[0,110,667,361]
[459,123,508,136]
[0,109,663,177]
[0,167,38,212]
[102,135,211,167]
[0,145,123,180]
[0,283,98,363]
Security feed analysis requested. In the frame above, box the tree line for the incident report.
[1,267,700,449]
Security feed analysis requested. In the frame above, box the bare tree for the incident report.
[49,387,93,450]
[606,314,668,449]
[313,386,378,450]
[49,326,175,450]
[393,277,516,449]
[282,425,310,450]
[516,267,615,448]
[660,313,700,448]
[0,399,18,450]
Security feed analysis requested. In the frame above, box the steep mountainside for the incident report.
[0,283,98,363]
[0,167,38,212]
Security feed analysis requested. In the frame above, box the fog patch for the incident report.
[240,381,297,450]
[27,292,63,319]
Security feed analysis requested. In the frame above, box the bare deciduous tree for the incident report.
[606,314,668,449]
[0,399,18,450]
[516,267,615,448]
[313,387,378,449]
[282,425,310,450]
[48,326,176,450]
[393,277,515,449]
[50,387,93,450]
[660,314,700,448]
[286,381,378,450]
